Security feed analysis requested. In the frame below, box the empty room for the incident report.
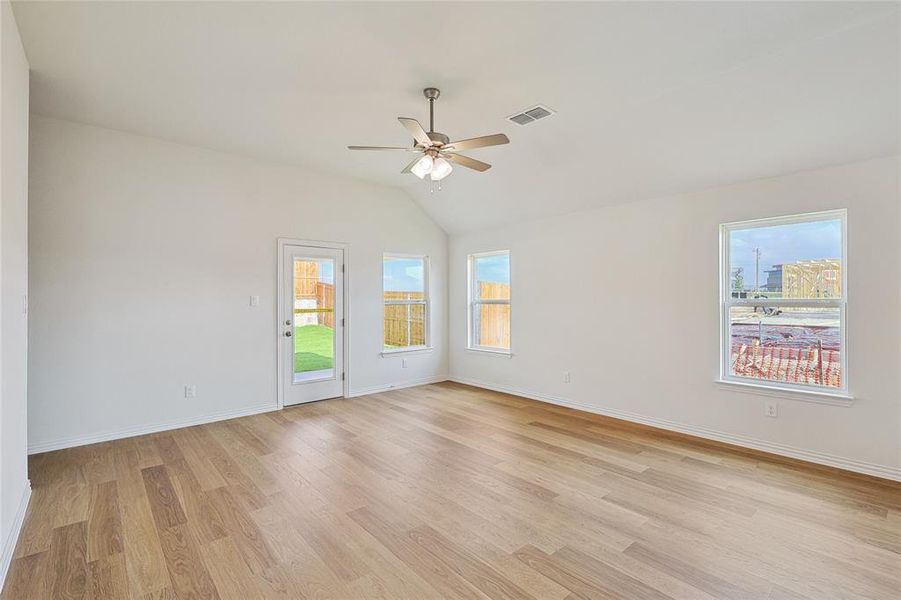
[1,1,899,598]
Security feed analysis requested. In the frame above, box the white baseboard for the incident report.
[449,376,901,483]
[348,375,448,398]
[27,403,277,455]
[27,376,451,454]
[0,480,31,590]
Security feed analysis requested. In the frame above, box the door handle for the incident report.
[284,330,292,337]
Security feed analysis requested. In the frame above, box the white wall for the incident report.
[0,0,30,583]
[22,115,900,482]
[450,157,900,478]
[28,116,448,452]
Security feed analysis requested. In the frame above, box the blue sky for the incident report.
[318,260,334,282]
[381,255,511,291]
[475,254,510,284]
[383,257,425,292]
[730,218,841,289]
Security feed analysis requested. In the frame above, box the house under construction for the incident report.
[777,259,842,298]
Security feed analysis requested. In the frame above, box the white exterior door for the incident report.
[281,244,344,405]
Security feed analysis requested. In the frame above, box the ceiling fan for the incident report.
[348,87,510,181]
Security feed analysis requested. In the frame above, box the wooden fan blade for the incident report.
[398,117,433,147]
[443,133,509,152]
[348,146,416,151]
[445,153,491,172]
[401,155,424,174]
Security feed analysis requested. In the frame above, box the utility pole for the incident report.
[754,247,761,293]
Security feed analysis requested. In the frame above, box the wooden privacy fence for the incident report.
[477,303,510,348]
[384,291,425,347]
[293,260,335,327]
[731,340,841,388]
[315,282,334,328]
[475,282,510,348]
[294,260,320,297]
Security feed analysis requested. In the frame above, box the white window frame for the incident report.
[381,253,430,355]
[718,209,849,400]
[467,250,512,355]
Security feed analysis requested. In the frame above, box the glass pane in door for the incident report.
[293,258,335,382]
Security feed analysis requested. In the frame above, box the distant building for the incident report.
[762,259,841,298]
[763,264,783,292]
[783,259,841,298]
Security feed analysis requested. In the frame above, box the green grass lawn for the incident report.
[294,324,334,372]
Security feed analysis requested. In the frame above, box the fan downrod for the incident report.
[423,87,442,135]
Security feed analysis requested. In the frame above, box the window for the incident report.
[383,255,429,352]
[720,210,847,394]
[468,251,511,353]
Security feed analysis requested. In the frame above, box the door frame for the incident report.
[276,237,350,409]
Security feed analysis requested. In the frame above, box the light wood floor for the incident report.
[4,382,900,599]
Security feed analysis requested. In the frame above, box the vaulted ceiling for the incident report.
[12,1,899,233]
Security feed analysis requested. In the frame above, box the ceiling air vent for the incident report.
[507,104,555,125]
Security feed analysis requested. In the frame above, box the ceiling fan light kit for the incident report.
[348,87,510,184]
[430,157,453,181]
[411,155,434,179]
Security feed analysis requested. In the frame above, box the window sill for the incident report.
[381,346,432,357]
[465,347,513,358]
[715,379,854,406]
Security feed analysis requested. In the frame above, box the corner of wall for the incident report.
[0,481,30,590]
[0,0,32,588]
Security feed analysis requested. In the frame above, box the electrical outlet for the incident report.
[563,371,571,383]
[764,401,778,418]
[249,295,260,307]
[401,358,408,369]
[184,385,197,398]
